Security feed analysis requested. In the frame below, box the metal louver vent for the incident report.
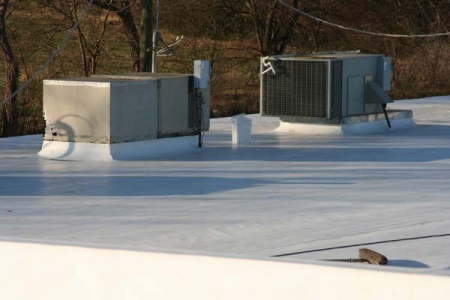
[261,58,344,122]
[262,60,329,118]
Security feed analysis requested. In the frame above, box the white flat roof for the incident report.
[1,96,450,275]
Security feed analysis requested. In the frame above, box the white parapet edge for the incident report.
[37,135,200,161]
[0,241,449,300]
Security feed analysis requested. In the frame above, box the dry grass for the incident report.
[2,4,450,135]
[392,40,450,99]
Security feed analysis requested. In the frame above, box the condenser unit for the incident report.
[260,53,393,125]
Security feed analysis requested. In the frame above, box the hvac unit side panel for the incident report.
[159,77,189,135]
[342,57,378,77]
[330,61,343,119]
[346,76,365,115]
[188,91,197,129]
[341,57,379,116]
[200,86,211,131]
[43,81,112,143]
[110,81,158,143]
[188,86,210,132]
[262,60,329,119]
[377,56,392,91]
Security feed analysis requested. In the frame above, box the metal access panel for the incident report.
[377,56,392,91]
[92,73,204,137]
[341,56,377,116]
[110,80,159,143]
[158,76,190,136]
[346,76,365,115]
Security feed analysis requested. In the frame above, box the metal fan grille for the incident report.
[262,60,329,118]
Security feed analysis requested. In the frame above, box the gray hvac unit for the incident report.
[260,53,393,124]
[43,61,210,144]
[89,73,210,138]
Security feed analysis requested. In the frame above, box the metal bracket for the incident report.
[260,56,276,75]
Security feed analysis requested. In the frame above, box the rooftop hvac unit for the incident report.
[260,53,393,126]
[43,61,210,145]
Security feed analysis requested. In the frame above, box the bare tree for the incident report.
[244,0,300,55]
[139,0,152,72]
[39,0,110,76]
[89,0,140,71]
[0,0,19,137]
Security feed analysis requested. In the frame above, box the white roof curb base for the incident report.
[38,135,200,161]
[275,110,415,135]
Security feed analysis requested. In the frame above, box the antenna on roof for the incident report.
[157,35,184,56]
[149,0,184,72]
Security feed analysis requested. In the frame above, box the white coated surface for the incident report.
[231,114,252,144]
[1,241,450,300]
[38,135,200,161]
[275,115,415,135]
[194,60,210,89]
[1,97,450,286]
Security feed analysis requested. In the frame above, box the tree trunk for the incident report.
[0,0,19,137]
[116,6,140,71]
[91,0,140,71]
[139,0,152,72]
[246,0,299,56]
